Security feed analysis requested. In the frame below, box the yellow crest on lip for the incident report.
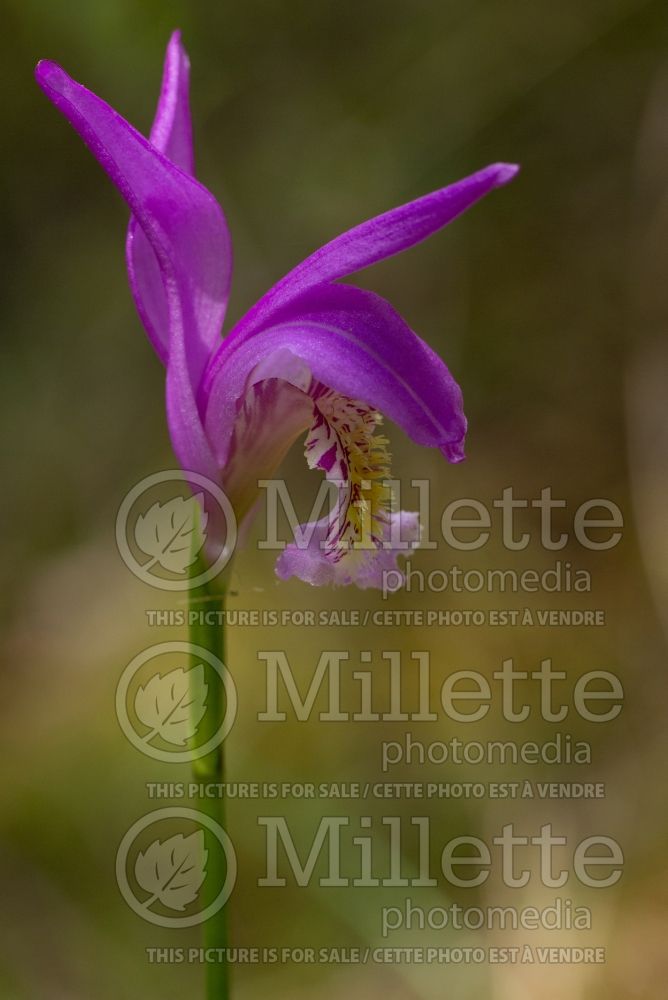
[306,387,393,561]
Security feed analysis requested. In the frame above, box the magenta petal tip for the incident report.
[441,439,466,463]
[167,28,186,55]
[35,59,56,83]
[493,162,521,185]
[35,59,69,96]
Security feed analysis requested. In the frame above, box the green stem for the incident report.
[189,572,230,1000]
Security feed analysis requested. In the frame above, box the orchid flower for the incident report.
[36,32,517,588]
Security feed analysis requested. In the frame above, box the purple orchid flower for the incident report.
[36,32,517,588]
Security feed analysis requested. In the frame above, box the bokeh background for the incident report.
[2,0,668,997]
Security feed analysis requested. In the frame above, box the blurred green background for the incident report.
[2,0,668,997]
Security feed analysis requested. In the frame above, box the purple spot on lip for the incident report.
[318,443,339,472]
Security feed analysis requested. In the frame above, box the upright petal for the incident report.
[227,162,518,341]
[146,29,196,174]
[127,31,211,363]
[35,58,230,479]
